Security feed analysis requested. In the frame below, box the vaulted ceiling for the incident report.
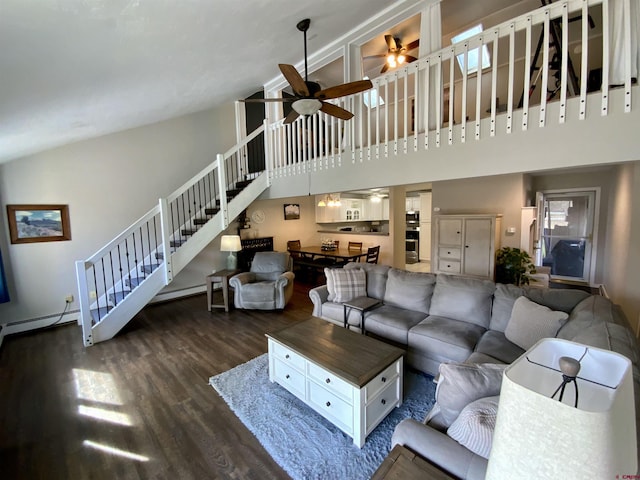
[0,0,538,164]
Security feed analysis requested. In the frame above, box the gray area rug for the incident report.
[209,353,436,480]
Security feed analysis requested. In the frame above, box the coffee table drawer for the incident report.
[308,381,353,431]
[365,361,401,402]
[273,358,305,399]
[271,341,306,371]
[366,378,401,433]
[308,362,353,402]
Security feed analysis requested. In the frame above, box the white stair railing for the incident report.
[76,124,268,346]
[267,0,633,177]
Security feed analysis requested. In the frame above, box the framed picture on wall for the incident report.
[6,204,72,244]
[283,203,300,220]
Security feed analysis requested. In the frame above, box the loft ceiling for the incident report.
[0,0,539,165]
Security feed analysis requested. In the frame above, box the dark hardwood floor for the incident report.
[0,282,318,479]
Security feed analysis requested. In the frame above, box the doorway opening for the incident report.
[535,189,598,284]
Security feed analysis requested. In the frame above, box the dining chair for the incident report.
[348,241,363,251]
[365,245,380,264]
[287,240,313,279]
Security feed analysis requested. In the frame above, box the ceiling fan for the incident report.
[365,35,419,74]
[241,19,373,125]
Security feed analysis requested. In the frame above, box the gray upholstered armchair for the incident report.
[229,252,295,310]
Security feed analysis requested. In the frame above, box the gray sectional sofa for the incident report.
[309,262,640,479]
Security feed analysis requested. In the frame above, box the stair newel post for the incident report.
[216,153,230,228]
[159,197,173,285]
[75,260,93,346]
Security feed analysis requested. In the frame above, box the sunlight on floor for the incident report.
[405,261,431,273]
[83,440,150,462]
[73,368,123,405]
[78,405,132,426]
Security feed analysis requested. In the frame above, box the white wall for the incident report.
[603,161,640,334]
[0,104,236,325]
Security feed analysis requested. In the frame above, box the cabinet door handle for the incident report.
[285,374,290,379]
[381,399,387,405]
[325,378,331,384]
[465,245,469,248]
[381,377,386,383]
[285,354,290,359]
[326,401,331,407]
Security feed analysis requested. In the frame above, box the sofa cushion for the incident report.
[324,267,366,303]
[429,274,496,328]
[447,395,500,459]
[240,282,276,305]
[409,316,486,365]
[490,283,524,332]
[474,330,525,364]
[383,268,437,314]
[365,305,427,344]
[557,295,620,341]
[345,262,390,300]
[433,362,506,428]
[505,296,569,350]
[524,286,590,313]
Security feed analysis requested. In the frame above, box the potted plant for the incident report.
[495,247,537,286]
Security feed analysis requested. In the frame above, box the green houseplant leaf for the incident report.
[495,247,537,286]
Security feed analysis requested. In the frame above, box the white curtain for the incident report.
[609,0,640,84]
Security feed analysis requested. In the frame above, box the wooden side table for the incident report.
[343,296,381,334]
[371,444,456,480]
[206,269,240,312]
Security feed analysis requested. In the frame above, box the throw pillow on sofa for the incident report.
[324,268,366,303]
[505,296,569,350]
[429,274,496,328]
[429,362,506,428]
[447,395,500,459]
[383,268,436,314]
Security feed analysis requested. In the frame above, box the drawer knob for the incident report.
[325,378,331,384]
[285,354,290,359]
[447,251,451,254]
[326,401,331,407]
[381,377,386,383]
[381,399,387,405]
[285,374,290,379]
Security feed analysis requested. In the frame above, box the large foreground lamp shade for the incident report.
[487,338,637,480]
[220,235,242,270]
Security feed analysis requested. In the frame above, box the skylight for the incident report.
[362,77,385,109]
[451,24,491,75]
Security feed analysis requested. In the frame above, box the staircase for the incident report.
[75,125,269,346]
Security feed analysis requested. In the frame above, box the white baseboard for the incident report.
[0,285,207,345]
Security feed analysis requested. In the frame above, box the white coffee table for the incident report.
[266,317,404,447]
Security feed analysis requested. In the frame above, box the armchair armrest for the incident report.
[309,285,329,317]
[275,271,294,289]
[392,419,488,480]
[229,272,255,289]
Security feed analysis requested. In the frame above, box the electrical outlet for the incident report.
[65,295,74,303]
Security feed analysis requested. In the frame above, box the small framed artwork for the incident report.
[283,203,300,220]
[6,204,72,244]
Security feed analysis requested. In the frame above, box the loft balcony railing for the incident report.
[265,0,635,177]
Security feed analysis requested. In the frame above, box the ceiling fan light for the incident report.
[292,98,322,116]
[397,54,406,65]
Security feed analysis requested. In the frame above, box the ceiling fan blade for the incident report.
[405,55,418,63]
[363,54,387,60]
[380,63,390,74]
[279,64,309,97]
[315,80,373,100]
[385,34,397,51]
[283,109,300,125]
[405,39,420,51]
[320,102,354,121]
[240,98,296,103]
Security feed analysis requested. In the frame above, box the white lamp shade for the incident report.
[220,235,241,252]
[487,338,637,479]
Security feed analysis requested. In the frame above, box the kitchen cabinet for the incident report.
[419,193,432,262]
[341,198,362,221]
[364,198,389,221]
[405,197,420,212]
[433,214,502,279]
[315,195,342,223]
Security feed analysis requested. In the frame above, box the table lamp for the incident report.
[220,235,242,270]
[487,338,637,480]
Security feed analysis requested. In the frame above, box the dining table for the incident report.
[288,245,368,263]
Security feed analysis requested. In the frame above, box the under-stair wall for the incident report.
[75,125,269,346]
